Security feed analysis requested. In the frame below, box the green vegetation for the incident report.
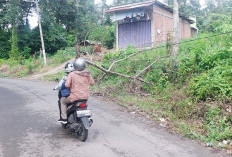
[90,33,232,147]
[89,25,116,49]
[0,0,232,153]
[43,71,65,82]
[0,47,76,78]
[0,0,115,60]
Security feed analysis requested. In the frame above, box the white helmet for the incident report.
[65,62,74,73]
[73,58,86,71]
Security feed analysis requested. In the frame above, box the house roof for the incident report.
[105,0,155,13]
[106,0,193,24]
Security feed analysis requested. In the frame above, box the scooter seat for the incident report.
[67,99,87,106]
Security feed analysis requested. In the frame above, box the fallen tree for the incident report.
[85,48,169,85]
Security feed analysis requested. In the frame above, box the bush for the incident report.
[204,105,232,142]
[188,49,232,100]
[190,69,232,101]
[177,34,232,101]
[79,45,94,54]
[0,29,10,59]
[47,47,76,67]
[21,46,31,59]
[88,25,115,49]
[204,14,231,33]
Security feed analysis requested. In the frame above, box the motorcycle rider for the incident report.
[54,62,74,91]
[59,58,95,124]
[54,62,74,121]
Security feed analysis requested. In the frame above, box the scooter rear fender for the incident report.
[81,117,93,129]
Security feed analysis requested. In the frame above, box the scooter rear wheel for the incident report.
[78,122,88,142]
[61,123,67,128]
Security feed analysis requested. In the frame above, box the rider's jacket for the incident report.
[65,70,95,102]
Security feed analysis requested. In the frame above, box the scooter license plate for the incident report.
[76,110,92,117]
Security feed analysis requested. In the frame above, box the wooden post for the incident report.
[166,33,171,56]
[35,0,46,65]
[75,44,80,59]
[39,49,42,59]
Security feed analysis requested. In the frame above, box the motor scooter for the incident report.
[57,92,93,142]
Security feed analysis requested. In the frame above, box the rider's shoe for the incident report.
[58,118,67,124]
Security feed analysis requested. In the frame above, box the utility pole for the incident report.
[35,0,47,65]
[172,0,180,57]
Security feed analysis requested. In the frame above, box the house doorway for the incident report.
[118,20,152,49]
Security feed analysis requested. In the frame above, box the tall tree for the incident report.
[9,25,19,60]
[74,0,80,44]
[0,28,10,59]
[6,0,23,60]
[1,0,33,60]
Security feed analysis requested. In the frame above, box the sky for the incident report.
[95,0,113,5]
[29,0,206,29]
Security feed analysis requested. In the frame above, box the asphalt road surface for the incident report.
[0,78,227,157]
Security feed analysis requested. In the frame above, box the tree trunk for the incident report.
[10,24,19,60]
[36,0,46,65]
[172,0,180,57]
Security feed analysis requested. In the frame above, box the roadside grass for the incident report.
[46,47,76,67]
[91,83,231,152]
[0,73,6,77]
[0,47,76,78]
[43,71,64,82]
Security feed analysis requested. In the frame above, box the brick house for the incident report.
[106,0,195,49]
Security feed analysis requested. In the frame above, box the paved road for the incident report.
[0,78,227,157]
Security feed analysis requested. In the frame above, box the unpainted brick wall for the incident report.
[153,4,191,46]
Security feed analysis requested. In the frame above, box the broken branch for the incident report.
[107,47,154,71]
[86,60,154,85]
[134,55,169,78]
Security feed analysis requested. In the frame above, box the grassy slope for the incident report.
[90,34,232,153]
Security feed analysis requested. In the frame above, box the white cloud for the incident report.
[95,0,113,5]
